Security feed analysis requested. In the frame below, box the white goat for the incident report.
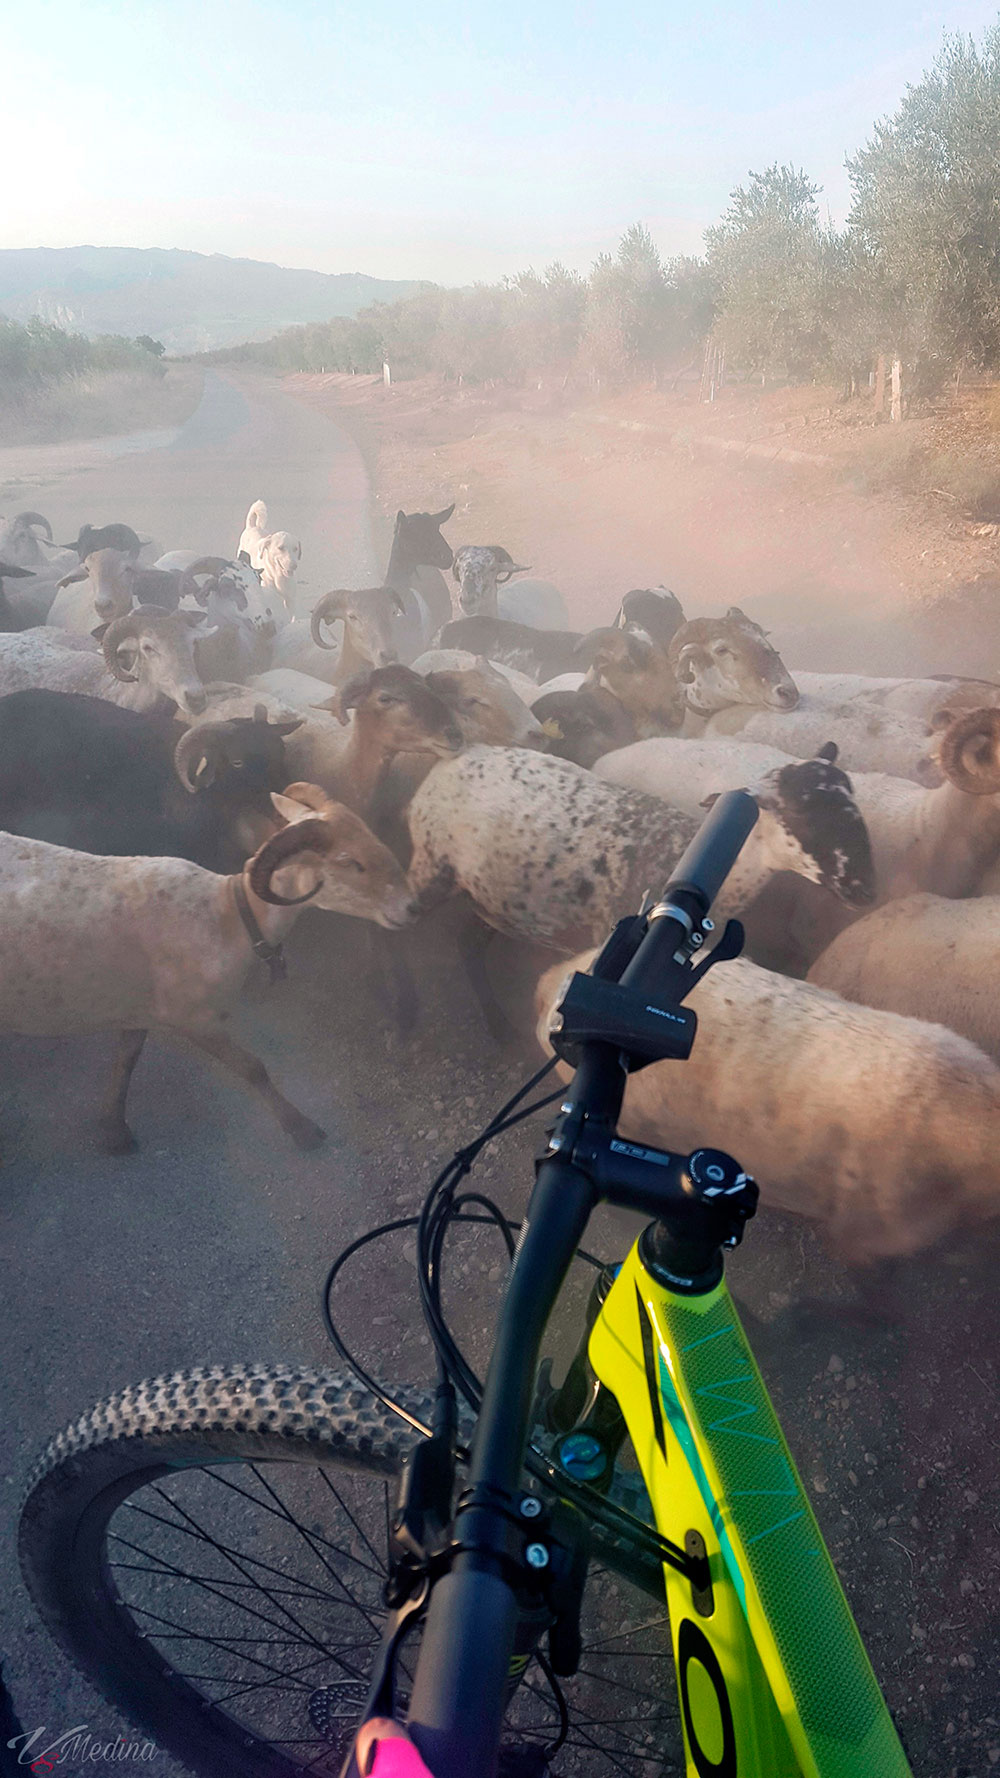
[0,789,413,1154]
[791,670,1000,723]
[0,610,216,717]
[700,696,934,781]
[536,949,1000,1261]
[808,892,1000,1074]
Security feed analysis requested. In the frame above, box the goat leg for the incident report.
[181,1021,326,1150]
[365,925,420,1039]
[456,911,520,1046]
[97,1028,148,1154]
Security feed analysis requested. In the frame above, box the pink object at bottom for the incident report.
[369,1740,435,1778]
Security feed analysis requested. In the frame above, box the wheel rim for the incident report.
[98,1455,681,1775]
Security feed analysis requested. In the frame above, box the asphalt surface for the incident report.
[2,373,999,1778]
[0,371,472,1769]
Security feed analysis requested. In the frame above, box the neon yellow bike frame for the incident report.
[588,1243,913,1777]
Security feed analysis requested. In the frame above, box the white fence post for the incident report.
[383,361,391,388]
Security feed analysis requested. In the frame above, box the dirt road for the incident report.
[0,373,997,1778]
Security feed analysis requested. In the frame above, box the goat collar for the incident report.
[231,873,287,985]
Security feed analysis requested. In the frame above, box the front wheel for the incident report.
[20,1366,680,1776]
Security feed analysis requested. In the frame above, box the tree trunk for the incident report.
[874,353,886,416]
[890,356,902,424]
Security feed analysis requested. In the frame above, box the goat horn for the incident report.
[101,612,143,681]
[939,707,1000,795]
[310,589,349,647]
[247,817,331,906]
[15,511,53,538]
[277,781,331,813]
[178,556,233,605]
[173,722,232,793]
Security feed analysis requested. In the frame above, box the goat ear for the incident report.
[434,503,456,524]
[699,791,720,811]
[396,510,406,525]
[929,706,957,732]
[391,591,407,618]
[270,791,316,824]
[274,716,304,734]
[238,549,252,565]
[91,622,110,641]
[816,741,839,763]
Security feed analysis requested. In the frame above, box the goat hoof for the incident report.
[98,1122,138,1156]
[288,1116,327,1151]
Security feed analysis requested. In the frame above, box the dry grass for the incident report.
[0,365,203,447]
[845,424,1000,518]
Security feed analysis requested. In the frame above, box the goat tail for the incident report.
[246,500,268,530]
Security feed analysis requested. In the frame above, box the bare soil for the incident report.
[287,369,1000,677]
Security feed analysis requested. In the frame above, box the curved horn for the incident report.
[276,781,332,813]
[15,511,53,539]
[101,612,142,682]
[495,561,531,585]
[310,589,350,648]
[247,818,331,906]
[674,642,700,682]
[178,556,233,606]
[173,722,232,793]
[938,708,1000,795]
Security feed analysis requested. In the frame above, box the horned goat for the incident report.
[0,788,414,1154]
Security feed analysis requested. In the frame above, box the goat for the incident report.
[0,787,414,1154]
[532,684,637,768]
[699,694,939,782]
[790,670,1000,724]
[48,548,214,633]
[0,513,75,621]
[383,503,456,659]
[808,891,1000,1075]
[199,664,464,811]
[0,691,300,872]
[536,950,1000,1263]
[670,609,799,717]
[0,562,37,633]
[450,545,569,629]
[62,522,144,559]
[436,615,584,681]
[0,608,217,716]
[573,626,686,735]
[406,746,874,959]
[307,585,405,685]
[613,585,685,648]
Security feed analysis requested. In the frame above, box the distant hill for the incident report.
[0,246,427,354]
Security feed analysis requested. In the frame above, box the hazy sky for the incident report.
[5,1,1000,283]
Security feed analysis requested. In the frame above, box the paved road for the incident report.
[0,369,377,587]
[0,373,546,1769]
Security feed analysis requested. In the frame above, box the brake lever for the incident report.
[680,917,745,994]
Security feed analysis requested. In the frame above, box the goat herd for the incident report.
[2,497,1000,1268]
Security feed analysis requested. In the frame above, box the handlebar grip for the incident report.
[662,788,759,915]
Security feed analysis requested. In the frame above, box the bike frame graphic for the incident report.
[589,1243,912,1778]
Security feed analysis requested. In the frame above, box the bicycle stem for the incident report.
[407,1046,622,1778]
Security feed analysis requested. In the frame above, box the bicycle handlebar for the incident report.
[660,786,760,915]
